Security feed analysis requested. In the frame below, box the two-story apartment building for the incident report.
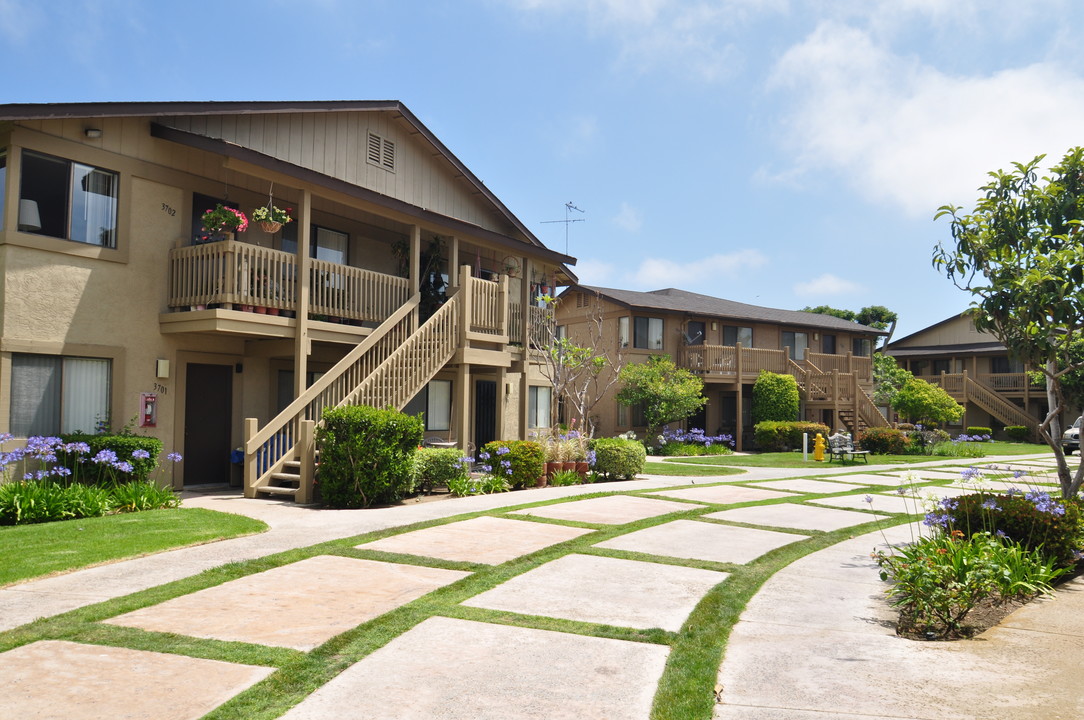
[0,101,574,501]
[884,314,1045,438]
[556,286,887,450]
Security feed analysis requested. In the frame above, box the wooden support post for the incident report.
[294,189,312,398]
[832,369,840,432]
[409,225,421,292]
[456,363,471,452]
[735,342,744,451]
[498,272,509,337]
[449,236,459,287]
[460,265,473,345]
[519,370,530,441]
[243,417,258,498]
[495,367,507,440]
[297,419,315,504]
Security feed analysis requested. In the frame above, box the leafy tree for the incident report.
[535,292,624,435]
[934,147,1084,498]
[800,305,856,322]
[872,352,913,407]
[891,377,965,426]
[617,354,706,438]
[751,370,800,423]
[800,305,899,347]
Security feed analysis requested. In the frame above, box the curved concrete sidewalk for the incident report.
[716,518,1084,719]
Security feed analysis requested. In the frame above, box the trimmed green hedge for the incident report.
[752,421,829,452]
[1004,425,1031,442]
[58,434,163,485]
[481,440,545,490]
[412,447,468,494]
[751,371,800,424]
[966,426,992,436]
[590,438,646,480]
[316,406,423,508]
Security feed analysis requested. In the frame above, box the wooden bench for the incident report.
[827,434,870,464]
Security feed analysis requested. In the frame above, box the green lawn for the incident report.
[666,442,1051,469]
[0,508,268,587]
[641,461,745,477]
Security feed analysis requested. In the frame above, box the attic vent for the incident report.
[367,131,396,172]
[576,292,588,308]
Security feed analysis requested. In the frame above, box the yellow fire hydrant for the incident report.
[813,432,826,462]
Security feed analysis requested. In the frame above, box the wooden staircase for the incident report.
[243,272,490,501]
[789,358,889,435]
[961,375,1038,439]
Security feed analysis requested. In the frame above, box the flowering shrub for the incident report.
[655,427,733,456]
[447,472,510,497]
[481,440,544,490]
[534,424,589,462]
[944,487,1083,568]
[250,204,293,225]
[57,433,164,485]
[929,433,991,458]
[0,434,182,525]
[201,204,248,234]
[874,530,1067,638]
[858,427,909,455]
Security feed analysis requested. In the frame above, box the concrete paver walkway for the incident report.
[3,453,1081,719]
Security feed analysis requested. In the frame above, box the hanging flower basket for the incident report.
[251,204,292,234]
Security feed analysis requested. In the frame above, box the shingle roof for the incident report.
[577,286,887,335]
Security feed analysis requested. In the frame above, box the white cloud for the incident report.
[507,0,786,82]
[631,248,767,288]
[767,20,1084,217]
[570,257,617,286]
[792,273,864,297]
[612,202,642,232]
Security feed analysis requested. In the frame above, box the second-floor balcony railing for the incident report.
[168,241,411,322]
[679,345,873,384]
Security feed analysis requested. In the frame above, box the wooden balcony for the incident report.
[167,241,410,323]
[926,372,1041,399]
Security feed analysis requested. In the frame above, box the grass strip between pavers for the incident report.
[0,508,269,587]
[0,474,927,720]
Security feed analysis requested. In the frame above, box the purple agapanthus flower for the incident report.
[131,448,151,460]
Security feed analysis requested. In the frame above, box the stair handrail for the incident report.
[246,293,420,454]
[347,288,462,409]
[963,374,1035,431]
[856,385,890,428]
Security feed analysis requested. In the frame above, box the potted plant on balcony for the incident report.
[251,204,293,234]
[200,204,248,241]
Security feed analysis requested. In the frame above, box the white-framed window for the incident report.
[528,386,552,429]
[633,316,663,350]
[10,354,111,436]
[618,316,630,349]
[402,379,453,431]
[782,331,808,361]
[723,325,753,347]
[20,150,119,247]
[426,380,452,431]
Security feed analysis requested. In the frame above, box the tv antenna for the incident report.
[541,202,585,255]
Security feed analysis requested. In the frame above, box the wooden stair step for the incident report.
[270,472,301,484]
[257,485,299,497]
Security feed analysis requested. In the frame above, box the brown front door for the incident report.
[184,363,233,486]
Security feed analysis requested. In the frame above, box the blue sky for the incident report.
[4,0,1082,339]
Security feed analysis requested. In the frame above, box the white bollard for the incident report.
[803,432,808,462]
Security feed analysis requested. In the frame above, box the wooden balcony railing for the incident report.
[309,258,410,323]
[680,344,790,377]
[168,241,411,323]
[806,352,872,383]
[469,276,506,336]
